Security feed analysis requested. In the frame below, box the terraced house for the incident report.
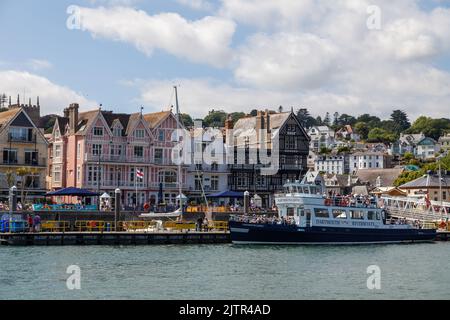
[0,97,48,202]
[47,103,187,208]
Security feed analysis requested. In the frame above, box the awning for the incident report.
[100,192,111,199]
[175,194,188,199]
[207,191,245,198]
[46,187,100,197]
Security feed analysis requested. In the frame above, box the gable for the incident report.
[10,111,34,127]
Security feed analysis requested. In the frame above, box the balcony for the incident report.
[85,154,150,163]
[8,134,37,144]
[85,180,185,190]
[1,157,46,167]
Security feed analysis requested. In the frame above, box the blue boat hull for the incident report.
[229,221,437,244]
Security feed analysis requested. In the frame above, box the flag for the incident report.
[136,169,144,180]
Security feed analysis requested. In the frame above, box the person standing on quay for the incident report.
[33,214,41,232]
[27,214,33,232]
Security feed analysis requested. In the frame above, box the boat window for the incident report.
[376,212,381,220]
[332,209,347,219]
[310,186,317,194]
[367,211,377,220]
[287,207,295,217]
[314,208,330,218]
[350,210,365,220]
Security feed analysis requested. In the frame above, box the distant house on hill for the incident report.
[438,133,450,153]
[399,174,450,202]
[416,137,440,160]
[355,168,404,190]
[336,125,360,142]
[308,126,335,152]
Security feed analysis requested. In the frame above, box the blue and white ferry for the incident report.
[229,181,436,245]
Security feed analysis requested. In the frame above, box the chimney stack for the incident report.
[68,103,79,134]
[225,114,233,130]
[265,109,270,132]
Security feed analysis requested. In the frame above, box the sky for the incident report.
[0,0,450,120]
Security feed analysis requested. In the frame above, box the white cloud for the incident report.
[235,32,339,90]
[0,70,96,115]
[219,0,315,30]
[77,6,236,67]
[176,0,213,11]
[128,74,450,121]
[27,59,52,71]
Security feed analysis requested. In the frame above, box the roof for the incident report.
[439,134,450,142]
[55,117,69,135]
[352,185,369,195]
[399,174,450,189]
[0,108,21,128]
[400,133,424,145]
[351,151,386,156]
[356,168,404,187]
[143,111,171,129]
[417,137,437,145]
[323,173,359,186]
[53,108,174,137]
[233,111,309,144]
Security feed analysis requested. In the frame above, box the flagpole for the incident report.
[135,166,137,212]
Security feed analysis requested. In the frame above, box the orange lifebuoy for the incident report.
[324,198,332,206]
[439,221,447,229]
[144,203,150,210]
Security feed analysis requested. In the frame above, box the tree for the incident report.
[390,110,410,134]
[5,169,15,188]
[354,122,369,140]
[315,116,323,126]
[367,128,396,143]
[403,152,414,162]
[249,109,258,117]
[319,146,332,155]
[338,114,357,126]
[180,113,194,128]
[0,93,7,108]
[203,110,227,127]
[406,116,450,140]
[323,112,331,126]
[333,112,339,126]
[230,112,246,125]
[16,167,30,204]
[296,108,316,128]
[356,114,381,128]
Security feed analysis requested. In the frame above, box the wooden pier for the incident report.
[0,231,231,246]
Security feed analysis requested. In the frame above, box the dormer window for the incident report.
[93,127,103,136]
[134,129,145,138]
[113,127,122,137]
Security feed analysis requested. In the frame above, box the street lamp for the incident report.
[97,154,101,211]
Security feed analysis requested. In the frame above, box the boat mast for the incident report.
[174,86,183,210]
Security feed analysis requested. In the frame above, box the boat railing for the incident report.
[230,215,296,226]
[322,196,379,209]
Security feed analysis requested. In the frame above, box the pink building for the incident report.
[48,103,187,208]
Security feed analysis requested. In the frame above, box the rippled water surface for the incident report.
[0,243,449,299]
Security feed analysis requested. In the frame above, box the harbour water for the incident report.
[1,242,449,300]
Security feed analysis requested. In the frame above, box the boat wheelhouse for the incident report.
[229,181,436,245]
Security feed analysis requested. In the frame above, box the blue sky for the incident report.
[1,0,450,120]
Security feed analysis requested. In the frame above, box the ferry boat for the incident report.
[229,181,436,245]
